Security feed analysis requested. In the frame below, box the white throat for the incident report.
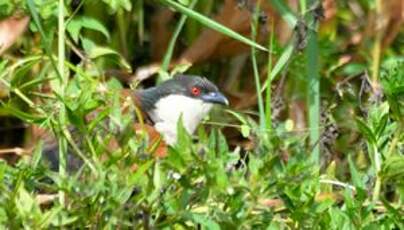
[149,95,213,145]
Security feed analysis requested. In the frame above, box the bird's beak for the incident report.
[201,92,229,106]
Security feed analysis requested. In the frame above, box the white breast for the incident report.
[150,95,213,145]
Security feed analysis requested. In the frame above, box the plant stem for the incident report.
[306,0,320,164]
[57,0,67,207]
[160,0,198,81]
[372,144,381,202]
[371,0,383,202]
[251,2,266,132]
[371,0,383,91]
[137,0,144,44]
[265,21,275,133]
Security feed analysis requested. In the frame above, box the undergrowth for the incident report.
[0,0,403,228]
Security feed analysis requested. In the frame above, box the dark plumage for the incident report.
[136,74,221,112]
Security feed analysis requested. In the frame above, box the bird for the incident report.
[37,74,229,171]
[135,74,228,145]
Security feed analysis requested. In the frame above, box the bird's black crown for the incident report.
[137,74,226,111]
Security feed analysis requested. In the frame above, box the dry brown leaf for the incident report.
[0,147,30,156]
[178,0,276,65]
[151,9,175,61]
[322,0,337,21]
[0,15,29,55]
[381,0,404,48]
[36,193,58,205]
[134,0,296,80]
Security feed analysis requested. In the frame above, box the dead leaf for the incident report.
[0,15,30,55]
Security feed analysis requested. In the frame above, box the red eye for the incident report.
[191,86,201,96]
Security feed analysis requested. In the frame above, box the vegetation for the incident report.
[0,0,403,228]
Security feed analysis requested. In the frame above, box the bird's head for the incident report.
[137,75,228,144]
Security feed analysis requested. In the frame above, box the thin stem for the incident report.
[251,3,266,131]
[319,179,356,192]
[371,0,383,91]
[265,21,275,132]
[137,0,145,44]
[160,0,198,81]
[299,0,307,14]
[372,144,381,202]
[57,0,67,207]
[305,0,320,164]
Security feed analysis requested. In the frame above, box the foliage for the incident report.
[0,0,403,228]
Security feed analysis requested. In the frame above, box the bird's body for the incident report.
[149,94,213,144]
[135,75,228,145]
[38,75,228,170]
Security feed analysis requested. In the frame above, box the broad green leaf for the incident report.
[67,16,110,43]
[87,46,131,70]
[88,46,120,59]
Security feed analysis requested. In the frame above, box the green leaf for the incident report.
[102,0,132,12]
[160,0,267,51]
[2,103,46,123]
[67,16,110,43]
[248,154,263,177]
[87,46,131,70]
[348,154,364,190]
[178,0,190,6]
[240,124,251,138]
[88,46,120,59]
[88,108,110,132]
[153,161,165,191]
[15,184,40,219]
[184,212,221,230]
[160,0,196,81]
[381,155,404,184]
[226,110,251,137]
[355,118,376,144]
[175,115,193,157]
[39,207,63,229]
[262,41,295,92]
[129,160,154,185]
[375,113,388,138]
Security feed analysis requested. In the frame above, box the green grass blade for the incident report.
[270,0,298,28]
[305,2,320,164]
[250,4,266,131]
[265,22,275,132]
[160,0,268,52]
[26,0,61,80]
[261,41,294,93]
[160,0,198,80]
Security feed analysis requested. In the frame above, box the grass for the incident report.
[0,0,403,228]
[304,3,320,164]
[160,0,198,81]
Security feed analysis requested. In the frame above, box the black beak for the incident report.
[201,92,229,106]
